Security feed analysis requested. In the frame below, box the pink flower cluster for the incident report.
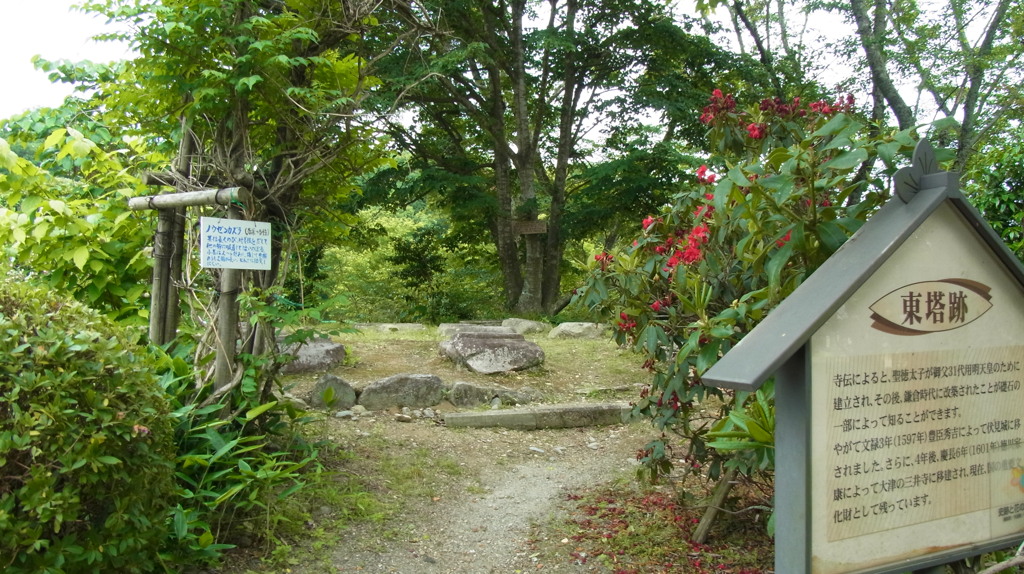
[759,96,805,118]
[809,94,855,115]
[665,223,709,269]
[617,311,637,331]
[699,89,736,125]
[746,122,767,139]
[696,165,717,184]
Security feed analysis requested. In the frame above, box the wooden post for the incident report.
[149,208,174,345]
[130,187,250,347]
[164,207,185,343]
[214,204,242,391]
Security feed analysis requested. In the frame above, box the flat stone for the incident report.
[357,323,427,333]
[309,374,357,409]
[441,333,544,374]
[437,323,517,338]
[502,318,550,334]
[280,338,347,374]
[547,322,608,339]
[358,373,446,411]
[448,381,539,408]
[444,403,631,430]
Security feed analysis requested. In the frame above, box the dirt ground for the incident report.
[298,415,656,574]
[266,328,665,574]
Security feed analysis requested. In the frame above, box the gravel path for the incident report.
[319,422,646,574]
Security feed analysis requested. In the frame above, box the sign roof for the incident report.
[702,140,1024,391]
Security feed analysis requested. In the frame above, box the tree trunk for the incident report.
[692,465,740,544]
[848,0,915,130]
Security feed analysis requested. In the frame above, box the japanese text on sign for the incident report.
[821,346,1024,542]
[199,216,272,270]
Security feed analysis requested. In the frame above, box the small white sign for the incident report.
[199,216,272,270]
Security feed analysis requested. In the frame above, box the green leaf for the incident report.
[810,113,850,137]
[744,419,773,444]
[96,455,121,465]
[766,241,794,298]
[43,128,67,150]
[173,507,188,539]
[815,220,849,254]
[73,246,89,270]
[727,165,749,188]
[21,195,43,213]
[245,400,278,421]
[821,148,868,171]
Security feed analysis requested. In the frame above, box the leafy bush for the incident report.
[0,129,159,324]
[576,90,918,485]
[0,271,176,573]
[153,343,323,566]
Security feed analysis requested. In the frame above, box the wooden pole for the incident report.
[164,206,186,344]
[149,208,174,345]
[214,204,242,391]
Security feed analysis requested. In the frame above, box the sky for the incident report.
[0,0,131,119]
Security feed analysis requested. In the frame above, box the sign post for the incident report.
[129,186,262,391]
[703,140,1024,573]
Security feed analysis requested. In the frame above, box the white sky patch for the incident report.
[0,0,130,119]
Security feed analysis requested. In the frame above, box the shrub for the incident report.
[576,90,918,485]
[0,272,176,573]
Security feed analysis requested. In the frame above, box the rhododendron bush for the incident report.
[576,91,919,491]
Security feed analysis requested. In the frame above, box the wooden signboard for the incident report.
[513,220,548,235]
[703,141,1024,573]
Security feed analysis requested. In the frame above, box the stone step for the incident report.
[443,403,631,430]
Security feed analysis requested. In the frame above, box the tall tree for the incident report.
[793,0,1019,172]
[371,0,747,314]
[66,0,414,384]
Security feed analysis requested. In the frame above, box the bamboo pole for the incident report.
[148,208,174,345]
[164,206,186,343]
[128,187,250,211]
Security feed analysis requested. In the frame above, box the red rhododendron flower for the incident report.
[689,223,710,245]
[681,243,703,264]
[696,164,718,184]
[746,122,767,139]
[776,230,792,247]
[699,90,736,125]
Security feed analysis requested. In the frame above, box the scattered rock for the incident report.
[437,323,516,338]
[529,446,546,454]
[357,323,427,333]
[358,373,446,411]
[334,410,355,419]
[448,381,539,408]
[395,414,414,423]
[280,337,347,374]
[309,374,357,409]
[502,318,549,334]
[547,322,608,339]
[351,405,368,416]
[440,332,544,374]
